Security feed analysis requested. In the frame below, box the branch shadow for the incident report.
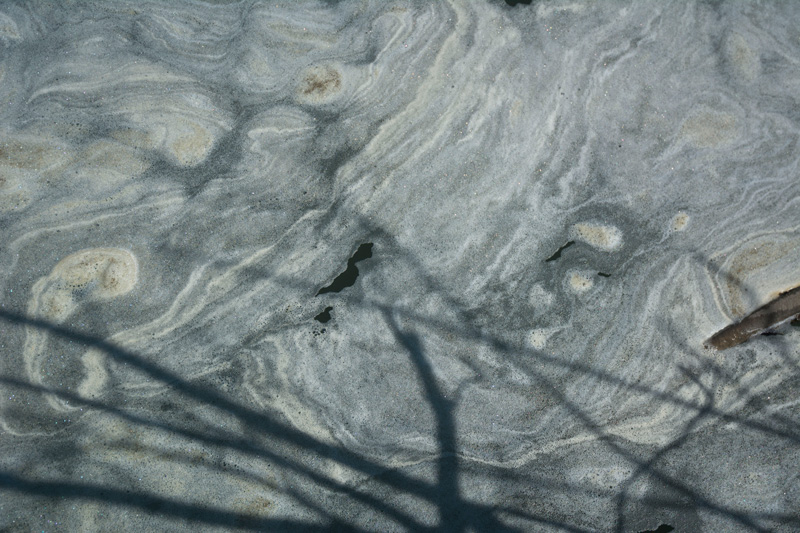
[0,307,571,531]
[0,222,798,532]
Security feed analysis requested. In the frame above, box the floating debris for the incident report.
[705,285,800,350]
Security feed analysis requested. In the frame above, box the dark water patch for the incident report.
[545,240,574,262]
[639,525,674,533]
[314,307,333,323]
[316,243,373,295]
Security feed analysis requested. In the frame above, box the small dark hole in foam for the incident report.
[317,243,373,295]
[314,306,333,323]
[638,525,674,533]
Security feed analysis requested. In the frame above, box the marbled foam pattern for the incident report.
[1,1,799,531]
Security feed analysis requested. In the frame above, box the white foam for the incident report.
[571,222,623,252]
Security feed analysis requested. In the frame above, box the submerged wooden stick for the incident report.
[706,285,800,350]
